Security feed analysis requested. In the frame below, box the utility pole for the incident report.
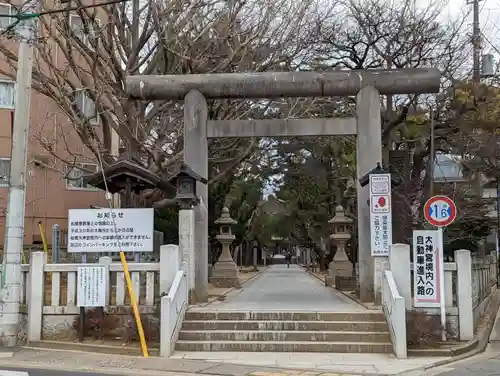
[0,8,35,346]
[429,108,435,197]
[472,0,482,84]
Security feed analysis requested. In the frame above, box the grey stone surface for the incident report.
[126,69,441,100]
[184,90,209,303]
[202,265,365,311]
[356,86,382,302]
[207,118,357,138]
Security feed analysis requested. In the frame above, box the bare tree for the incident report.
[0,0,331,207]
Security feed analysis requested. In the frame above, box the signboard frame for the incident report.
[412,230,443,308]
[77,265,107,308]
[369,173,393,256]
[419,194,457,341]
[67,208,154,253]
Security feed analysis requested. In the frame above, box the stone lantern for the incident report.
[328,205,355,290]
[211,207,240,287]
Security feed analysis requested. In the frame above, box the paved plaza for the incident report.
[195,264,364,311]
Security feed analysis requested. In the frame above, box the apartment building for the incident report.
[0,3,107,246]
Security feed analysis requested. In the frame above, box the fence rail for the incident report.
[471,253,497,308]
[382,270,406,359]
[41,262,161,314]
[22,245,182,344]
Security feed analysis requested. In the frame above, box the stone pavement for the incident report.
[0,347,452,376]
[195,264,364,311]
[0,348,373,376]
[172,351,449,374]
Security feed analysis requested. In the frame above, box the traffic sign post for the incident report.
[421,195,457,342]
[423,195,457,228]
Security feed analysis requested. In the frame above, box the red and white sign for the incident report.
[413,230,443,308]
[369,174,392,256]
[371,195,390,213]
[423,195,457,228]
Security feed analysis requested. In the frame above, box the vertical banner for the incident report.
[413,230,443,308]
[369,174,393,256]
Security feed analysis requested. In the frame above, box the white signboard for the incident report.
[413,230,443,308]
[67,208,154,253]
[77,266,107,307]
[369,174,392,256]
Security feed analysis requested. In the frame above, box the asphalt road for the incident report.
[436,354,500,375]
[0,368,116,376]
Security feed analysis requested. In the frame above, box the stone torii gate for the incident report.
[126,69,441,303]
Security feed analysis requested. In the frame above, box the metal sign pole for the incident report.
[422,195,458,342]
[437,227,446,341]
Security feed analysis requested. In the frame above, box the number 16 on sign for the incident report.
[421,195,457,342]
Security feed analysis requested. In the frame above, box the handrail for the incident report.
[382,270,407,359]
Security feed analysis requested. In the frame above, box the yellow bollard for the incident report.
[38,221,49,255]
[119,251,149,357]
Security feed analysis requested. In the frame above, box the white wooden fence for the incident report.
[160,261,188,356]
[17,244,187,355]
[386,244,498,359]
[407,250,497,340]
[382,270,407,359]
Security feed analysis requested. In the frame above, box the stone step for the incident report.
[175,340,393,353]
[178,330,391,342]
[185,311,384,322]
[182,320,389,332]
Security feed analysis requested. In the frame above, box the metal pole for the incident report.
[437,227,446,341]
[496,131,500,268]
[472,0,482,84]
[0,17,35,346]
[429,108,435,197]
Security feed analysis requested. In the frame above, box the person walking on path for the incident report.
[285,250,291,268]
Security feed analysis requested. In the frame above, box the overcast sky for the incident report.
[418,0,500,66]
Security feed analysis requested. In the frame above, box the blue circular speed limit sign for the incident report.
[423,195,457,228]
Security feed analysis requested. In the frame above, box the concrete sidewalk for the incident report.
[0,347,451,376]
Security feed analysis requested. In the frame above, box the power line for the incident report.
[0,0,130,36]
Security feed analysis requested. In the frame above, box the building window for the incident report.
[73,89,100,125]
[0,3,13,30]
[0,158,10,187]
[65,162,99,190]
[0,80,15,109]
[69,15,100,49]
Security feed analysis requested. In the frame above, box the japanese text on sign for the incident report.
[413,230,442,308]
[67,208,154,253]
[77,266,107,307]
[369,174,392,256]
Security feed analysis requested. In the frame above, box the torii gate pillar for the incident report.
[126,69,441,303]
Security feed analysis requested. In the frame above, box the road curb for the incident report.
[303,266,500,373]
[421,289,500,370]
[395,289,500,375]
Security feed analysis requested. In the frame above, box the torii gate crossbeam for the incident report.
[126,68,440,304]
